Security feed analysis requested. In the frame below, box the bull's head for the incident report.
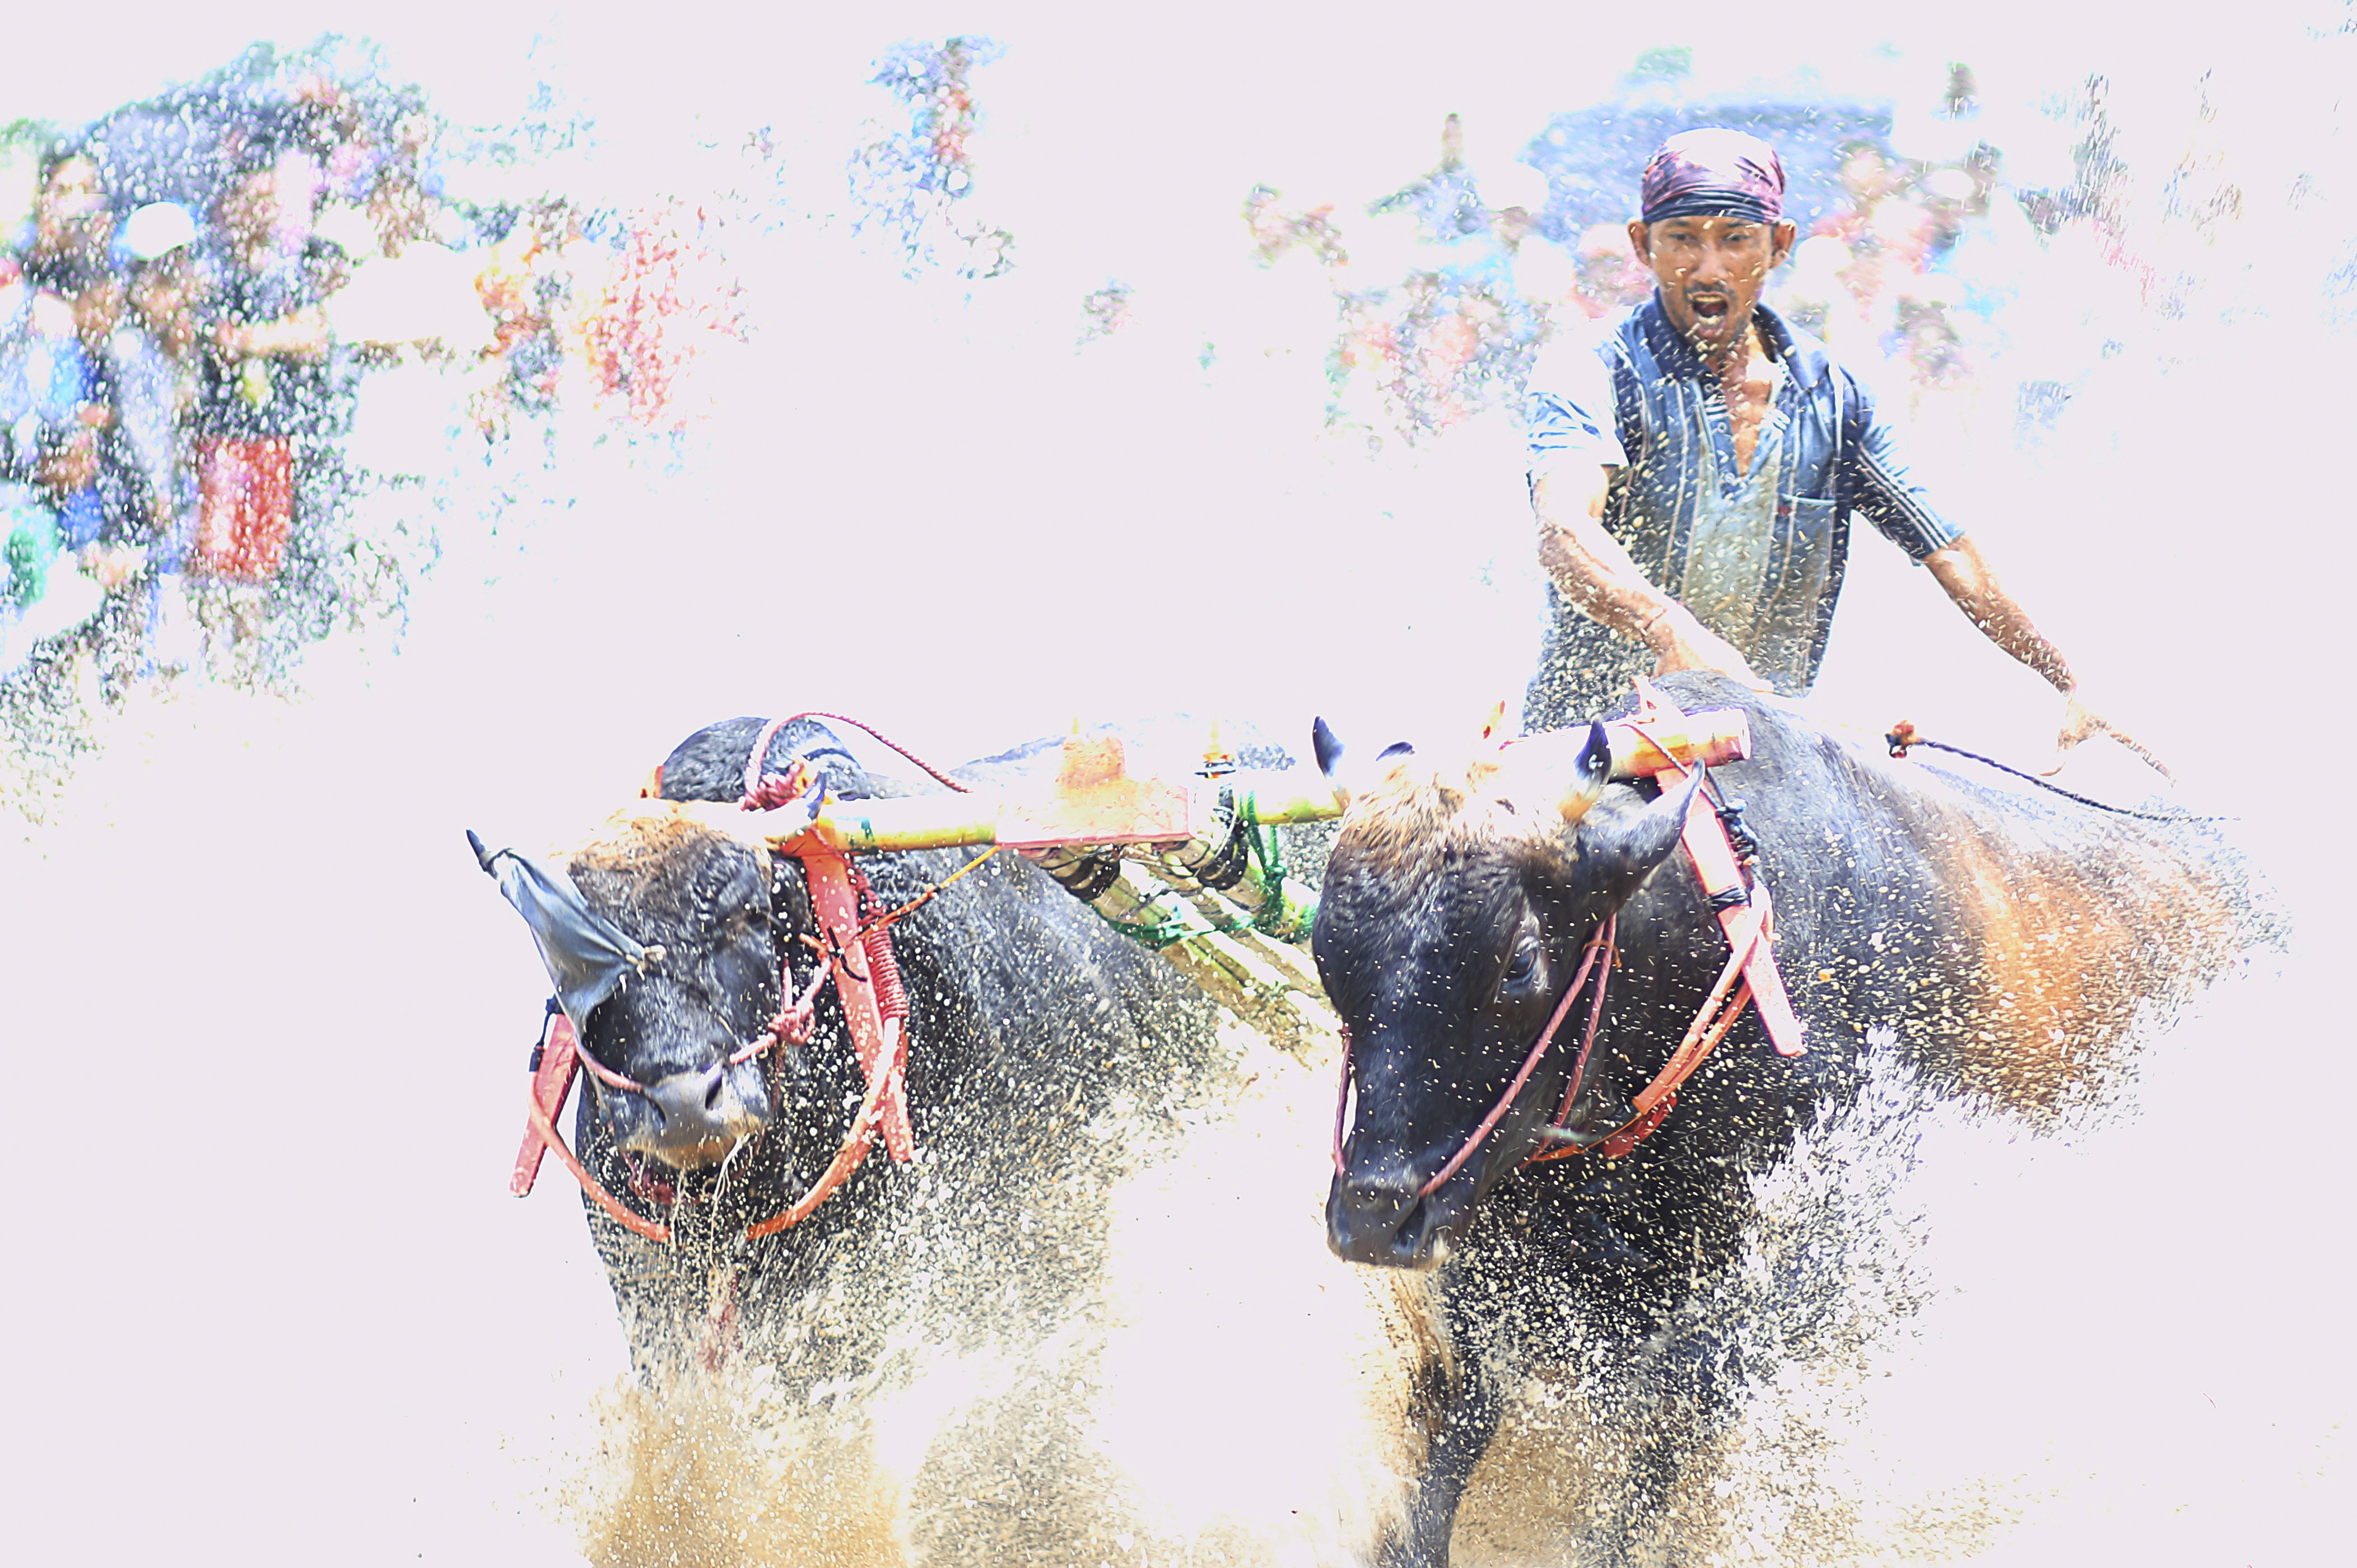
[480,805,787,1169]
[1310,720,1699,1268]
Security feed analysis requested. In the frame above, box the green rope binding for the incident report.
[1098,913,1195,949]
[1242,817,1316,942]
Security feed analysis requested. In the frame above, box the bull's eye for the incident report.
[1504,935,1540,987]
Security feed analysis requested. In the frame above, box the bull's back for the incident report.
[1712,683,2256,1118]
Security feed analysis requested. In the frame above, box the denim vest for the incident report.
[1524,296,1958,727]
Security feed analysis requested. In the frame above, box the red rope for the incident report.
[730,934,831,1064]
[1547,918,1618,1132]
[1415,930,1610,1196]
[1329,926,1610,1192]
[1527,902,1767,1167]
[744,1036,895,1239]
[572,1026,650,1095]
[524,1092,673,1244]
[740,710,974,804]
[849,862,911,1025]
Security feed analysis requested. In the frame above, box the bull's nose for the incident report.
[1326,1170,1436,1268]
[1341,1173,1419,1231]
[632,1067,769,1166]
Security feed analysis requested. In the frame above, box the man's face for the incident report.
[35,158,110,264]
[1628,213,1796,358]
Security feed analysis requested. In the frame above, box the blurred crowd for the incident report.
[1249,66,2168,451]
[0,54,740,711]
[0,66,486,695]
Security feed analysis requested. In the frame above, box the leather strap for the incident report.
[799,849,916,1161]
[1674,790,1805,1057]
[512,1010,582,1197]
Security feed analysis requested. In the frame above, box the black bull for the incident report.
[1311,671,2263,1564]
[509,716,1263,1370]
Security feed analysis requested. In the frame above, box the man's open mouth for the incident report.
[1688,293,1732,324]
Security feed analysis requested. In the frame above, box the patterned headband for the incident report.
[1640,128,1786,225]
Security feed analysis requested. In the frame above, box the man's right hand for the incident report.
[1645,602,1771,689]
[1536,470,1772,693]
[2049,685,2173,779]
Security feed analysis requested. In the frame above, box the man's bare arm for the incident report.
[215,304,331,361]
[1923,535,2169,776]
[1532,468,1769,687]
[1921,535,2075,690]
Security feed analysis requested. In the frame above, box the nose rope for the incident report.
[571,1024,651,1095]
[570,941,814,1096]
[1329,922,1612,1194]
[1415,923,1612,1197]
[1543,917,1619,1136]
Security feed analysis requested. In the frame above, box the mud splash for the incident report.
[574,1011,1431,1567]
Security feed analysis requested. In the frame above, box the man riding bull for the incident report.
[1523,127,2156,772]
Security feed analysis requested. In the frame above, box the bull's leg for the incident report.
[1381,1339,1502,1567]
[1591,1332,1741,1567]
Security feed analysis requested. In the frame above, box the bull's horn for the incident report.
[1312,716,1345,783]
[1311,717,1362,807]
[1558,722,1614,823]
[1494,721,1614,824]
[1312,718,1414,809]
[1575,760,1706,902]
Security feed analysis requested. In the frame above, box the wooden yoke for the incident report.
[994,734,1195,848]
[711,710,1761,856]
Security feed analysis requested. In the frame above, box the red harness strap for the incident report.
[513,716,970,1242]
[1631,681,1804,1060]
[798,849,916,1163]
[512,1005,580,1198]
[1513,686,1808,1167]
[523,1047,674,1243]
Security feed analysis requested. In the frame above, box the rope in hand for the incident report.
[1884,721,2232,824]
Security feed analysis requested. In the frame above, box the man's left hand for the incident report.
[2050,687,2172,780]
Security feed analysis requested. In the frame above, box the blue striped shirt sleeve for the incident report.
[1525,337,1627,487]
[1843,373,1964,561]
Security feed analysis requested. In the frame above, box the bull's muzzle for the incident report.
[1326,1166,1448,1270]
[621,1063,773,1168]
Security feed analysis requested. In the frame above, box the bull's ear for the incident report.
[1558,722,1613,824]
[1572,764,1703,906]
[472,837,654,1022]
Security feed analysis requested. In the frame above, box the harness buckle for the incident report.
[1715,795,1761,865]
